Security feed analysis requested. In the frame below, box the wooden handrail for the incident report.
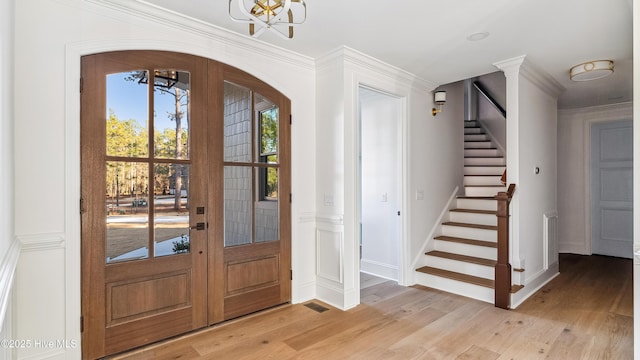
[494,183,515,309]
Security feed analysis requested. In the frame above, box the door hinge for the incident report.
[80,77,83,93]
[289,193,292,203]
[289,114,292,125]
[80,316,84,333]
[290,269,293,280]
[80,197,86,214]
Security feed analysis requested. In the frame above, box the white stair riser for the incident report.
[449,212,497,226]
[456,198,497,211]
[465,186,506,197]
[414,272,494,304]
[464,157,506,166]
[464,148,500,157]
[463,176,503,186]
[442,225,497,242]
[434,240,497,260]
[464,128,483,135]
[464,134,489,141]
[465,141,494,149]
[424,256,495,280]
[464,121,479,128]
[464,166,505,176]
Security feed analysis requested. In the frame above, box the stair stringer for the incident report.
[409,186,459,283]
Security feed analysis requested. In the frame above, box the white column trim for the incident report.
[0,239,21,331]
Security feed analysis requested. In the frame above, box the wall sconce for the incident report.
[432,91,446,116]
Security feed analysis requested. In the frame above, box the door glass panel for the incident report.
[224,82,252,163]
[255,167,279,243]
[224,166,252,247]
[106,71,149,158]
[154,163,190,257]
[256,94,278,164]
[153,70,191,160]
[106,161,149,263]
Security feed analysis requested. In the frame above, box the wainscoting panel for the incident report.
[543,212,558,270]
[316,226,344,284]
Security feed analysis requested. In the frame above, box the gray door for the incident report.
[591,120,633,258]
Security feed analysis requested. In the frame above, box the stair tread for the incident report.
[434,235,497,248]
[426,250,496,267]
[464,185,506,188]
[442,221,498,230]
[457,196,496,200]
[464,156,504,158]
[464,165,506,167]
[416,266,526,294]
[464,140,491,142]
[450,208,497,215]
[416,266,494,288]
[464,174,502,177]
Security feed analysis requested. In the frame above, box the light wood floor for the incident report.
[110,254,633,359]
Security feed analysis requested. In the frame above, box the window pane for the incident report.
[154,163,190,258]
[154,70,191,160]
[255,167,279,243]
[224,82,252,162]
[106,71,149,158]
[106,161,149,263]
[224,166,252,247]
[256,93,278,164]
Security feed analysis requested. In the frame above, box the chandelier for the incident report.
[229,0,307,39]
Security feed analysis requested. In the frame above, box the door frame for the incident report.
[354,84,408,292]
[357,85,403,282]
[581,109,634,256]
[589,119,633,258]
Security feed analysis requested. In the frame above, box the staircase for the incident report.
[415,120,510,304]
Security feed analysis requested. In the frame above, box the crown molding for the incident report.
[317,46,437,92]
[84,0,315,72]
[558,101,632,121]
[494,55,565,98]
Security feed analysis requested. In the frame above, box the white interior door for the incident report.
[359,87,402,281]
[591,120,633,258]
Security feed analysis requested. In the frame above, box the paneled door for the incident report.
[591,120,633,258]
[81,51,290,358]
[208,65,291,323]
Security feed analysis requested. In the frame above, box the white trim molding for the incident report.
[0,239,21,330]
[17,233,66,252]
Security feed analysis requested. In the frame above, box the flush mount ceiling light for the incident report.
[467,32,490,42]
[229,0,307,39]
[570,60,614,81]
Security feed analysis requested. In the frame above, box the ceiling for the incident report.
[143,0,633,110]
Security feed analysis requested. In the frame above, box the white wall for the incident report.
[476,71,507,153]
[360,87,401,281]
[557,103,633,255]
[494,56,563,307]
[314,48,463,310]
[14,0,316,358]
[0,1,18,359]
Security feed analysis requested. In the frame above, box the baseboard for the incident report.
[558,243,589,255]
[510,262,560,309]
[292,279,316,304]
[360,259,398,281]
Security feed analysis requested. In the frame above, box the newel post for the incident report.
[495,184,515,309]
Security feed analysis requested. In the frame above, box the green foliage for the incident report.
[172,235,190,254]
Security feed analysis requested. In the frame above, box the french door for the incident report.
[81,51,290,359]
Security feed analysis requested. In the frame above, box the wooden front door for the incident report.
[81,51,290,359]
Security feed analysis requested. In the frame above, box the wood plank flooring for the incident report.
[110,254,633,360]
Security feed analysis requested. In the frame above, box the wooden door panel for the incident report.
[107,270,191,324]
[82,51,208,359]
